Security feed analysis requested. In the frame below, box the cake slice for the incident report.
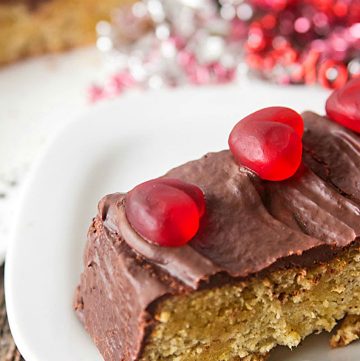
[0,0,130,65]
[75,111,360,360]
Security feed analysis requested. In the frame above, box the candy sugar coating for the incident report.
[326,78,360,133]
[229,107,303,181]
[125,178,205,247]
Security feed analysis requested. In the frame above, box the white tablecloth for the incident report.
[0,47,104,262]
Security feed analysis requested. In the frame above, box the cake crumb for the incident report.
[330,315,360,348]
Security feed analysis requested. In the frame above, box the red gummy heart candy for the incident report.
[125,178,205,247]
[326,78,360,133]
[229,107,303,181]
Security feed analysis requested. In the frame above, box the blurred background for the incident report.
[0,0,359,359]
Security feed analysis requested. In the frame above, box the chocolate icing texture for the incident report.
[76,112,360,360]
[100,194,220,289]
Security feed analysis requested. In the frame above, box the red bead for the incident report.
[252,0,294,11]
[88,85,105,103]
[302,50,321,85]
[318,60,348,89]
[260,14,277,30]
[125,178,205,247]
[333,2,348,17]
[229,107,303,181]
[247,24,267,52]
[326,77,360,133]
[212,63,236,83]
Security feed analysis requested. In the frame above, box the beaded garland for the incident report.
[89,0,360,102]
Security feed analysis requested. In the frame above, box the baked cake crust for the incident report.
[75,111,360,360]
[331,315,360,348]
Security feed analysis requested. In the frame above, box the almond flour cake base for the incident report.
[331,315,360,348]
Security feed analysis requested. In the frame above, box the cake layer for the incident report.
[141,242,360,360]
[75,112,360,360]
[331,315,360,348]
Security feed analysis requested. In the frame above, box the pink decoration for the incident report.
[88,85,106,103]
[90,0,360,102]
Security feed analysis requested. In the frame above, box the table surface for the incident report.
[0,265,23,361]
[0,47,104,360]
[0,46,105,262]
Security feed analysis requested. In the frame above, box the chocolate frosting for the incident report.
[76,112,360,361]
[99,194,220,289]
[100,112,360,286]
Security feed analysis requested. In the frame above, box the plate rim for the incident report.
[4,109,91,360]
[7,84,353,361]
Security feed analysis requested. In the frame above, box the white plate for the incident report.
[6,82,359,361]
